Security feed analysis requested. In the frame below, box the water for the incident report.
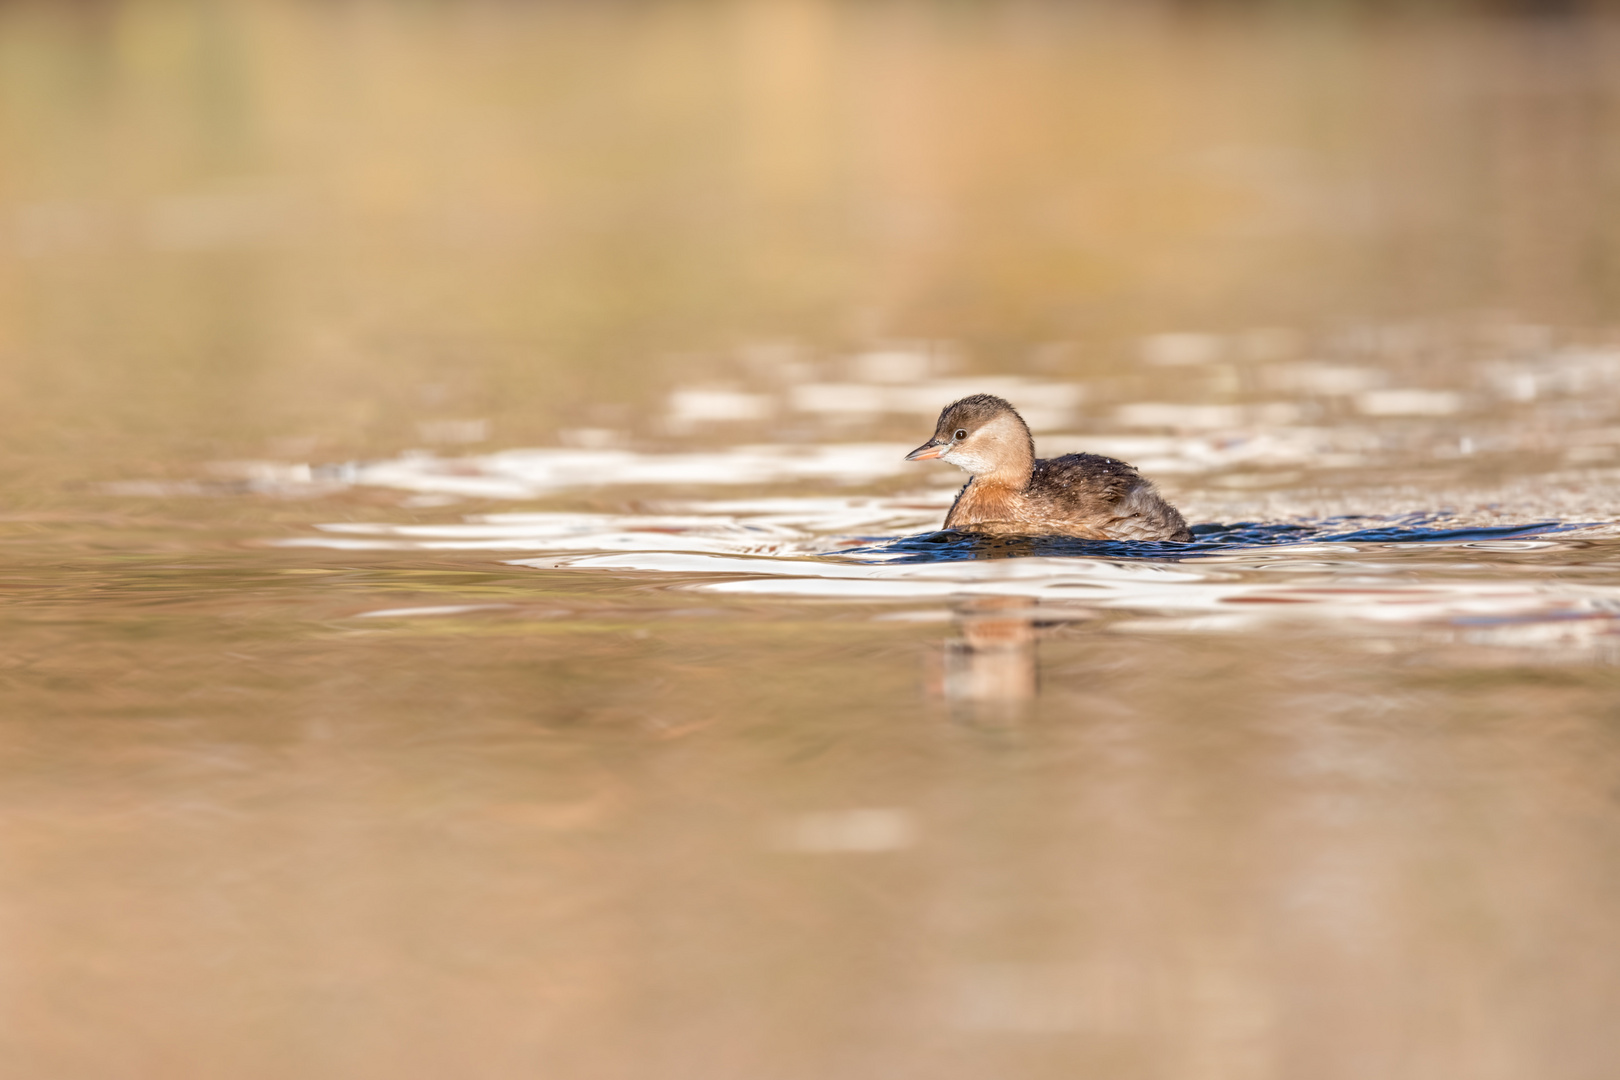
[7,3,1620,1078]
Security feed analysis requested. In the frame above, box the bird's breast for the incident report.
[944,480,1025,529]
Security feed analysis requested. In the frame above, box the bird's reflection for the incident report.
[943,597,1040,723]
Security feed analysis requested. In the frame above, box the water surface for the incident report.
[6,3,1620,1078]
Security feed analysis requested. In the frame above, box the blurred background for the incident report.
[5,0,1619,479]
[8,3,1620,1079]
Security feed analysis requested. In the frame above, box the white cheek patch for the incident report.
[938,413,1028,477]
[940,446,988,473]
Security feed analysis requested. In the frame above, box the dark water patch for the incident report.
[839,516,1595,563]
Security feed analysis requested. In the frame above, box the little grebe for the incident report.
[906,394,1192,541]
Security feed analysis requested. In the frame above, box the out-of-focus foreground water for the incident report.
[6,2,1620,1077]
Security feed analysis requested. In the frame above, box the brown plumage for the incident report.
[905,393,1192,541]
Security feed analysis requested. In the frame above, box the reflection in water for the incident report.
[943,598,1040,720]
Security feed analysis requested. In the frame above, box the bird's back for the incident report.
[1019,453,1191,541]
[1030,453,1140,505]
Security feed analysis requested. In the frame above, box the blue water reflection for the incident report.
[844,516,1592,563]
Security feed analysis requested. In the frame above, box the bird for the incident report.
[905,393,1192,541]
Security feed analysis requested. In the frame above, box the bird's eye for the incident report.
[954,428,967,441]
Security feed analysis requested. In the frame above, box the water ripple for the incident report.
[272,494,1618,636]
[841,516,1592,563]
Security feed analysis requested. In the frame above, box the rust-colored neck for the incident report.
[945,476,1024,529]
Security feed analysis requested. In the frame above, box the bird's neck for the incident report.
[948,476,1023,529]
[973,414,1035,489]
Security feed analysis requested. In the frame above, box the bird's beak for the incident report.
[906,439,946,461]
